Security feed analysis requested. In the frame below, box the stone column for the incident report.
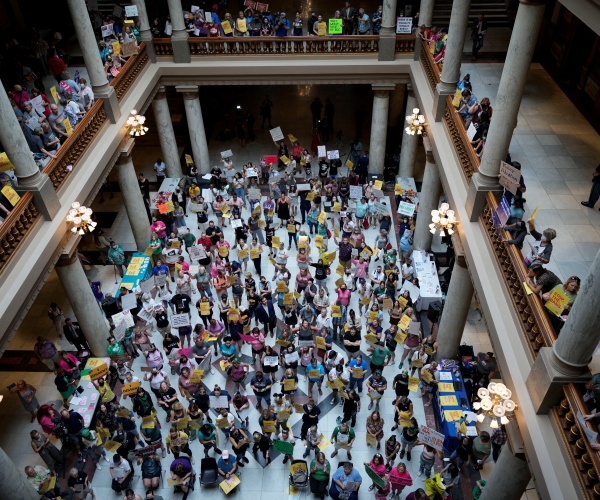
[480,448,532,500]
[151,87,183,178]
[432,0,472,121]
[369,84,395,174]
[414,0,435,61]
[527,248,600,413]
[177,86,210,174]
[0,447,39,499]
[399,85,420,178]
[115,140,152,252]
[166,0,191,63]
[132,0,156,62]
[66,0,120,123]
[55,247,109,356]
[378,0,398,61]
[466,0,546,221]
[0,84,59,220]
[435,256,474,360]
[413,145,441,251]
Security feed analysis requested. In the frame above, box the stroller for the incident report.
[289,459,310,488]
[200,457,219,488]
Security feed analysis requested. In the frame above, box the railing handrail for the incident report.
[0,192,34,241]
[109,42,149,100]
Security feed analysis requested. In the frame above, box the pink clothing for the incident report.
[337,288,351,306]
[58,352,79,376]
[150,221,167,238]
[250,333,265,351]
[389,468,413,490]
[352,259,369,278]
[369,461,387,479]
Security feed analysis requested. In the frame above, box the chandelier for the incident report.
[429,203,457,236]
[473,382,517,428]
[127,109,149,137]
[405,107,427,136]
[66,202,96,235]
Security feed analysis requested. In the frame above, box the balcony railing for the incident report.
[154,35,415,56]
[110,42,149,100]
[0,193,41,276]
[554,384,600,499]
[420,40,557,357]
[42,100,108,191]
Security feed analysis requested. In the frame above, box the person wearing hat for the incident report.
[217,449,238,480]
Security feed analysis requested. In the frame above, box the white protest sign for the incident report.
[165,21,173,36]
[29,95,45,115]
[372,201,389,215]
[264,356,279,366]
[171,313,190,328]
[205,12,213,23]
[577,411,599,443]
[221,150,233,158]
[191,5,200,13]
[113,319,127,341]
[248,188,261,200]
[125,5,139,17]
[467,122,478,141]
[418,425,444,451]
[188,246,203,261]
[140,278,155,294]
[398,201,416,216]
[246,167,258,177]
[317,145,326,158]
[101,24,114,37]
[327,150,339,160]
[231,218,243,229]
[400,281,420,303]
[270,127,285,142]
[296,183,311,191]
[285,351,300,364]
[349,185,363,199]
[499,161,520,195]
[396,17,413,34]
[210,395,230,408]
[121,293,137,311]
[155,274,167,286]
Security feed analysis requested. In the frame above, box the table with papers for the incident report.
[71,357,111,428]
[411,250,442,311]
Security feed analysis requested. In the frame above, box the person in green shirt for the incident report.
[473,479,487,499]
[147,233,163,265]
[368,345,391,372]
[330,422,355,460]
[108,240,127,277]
[181,228,197,253]
[310,451,331,499]
[107,336,125,356]
[198,422,222,457]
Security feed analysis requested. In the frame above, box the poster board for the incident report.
[270,127,285,142]
[395,16,413,34]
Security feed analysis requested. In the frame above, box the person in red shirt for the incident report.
[197,233,213,256]
[47,51,67,83]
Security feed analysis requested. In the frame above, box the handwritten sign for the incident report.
[171,314,190,327]
[329,18,343,34]
[499,161,521,195]
[398,201,416,216]
[418,425,444,451]
[317,145,326,158]
[122,381,141,396]
[545,287,570,316]
[396,17,413,34]
[327,150,339,160]
[270,126,284,142]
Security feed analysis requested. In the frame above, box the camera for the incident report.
[51,416,68,439]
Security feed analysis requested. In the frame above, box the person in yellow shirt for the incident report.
[235,11,248,36]
[95,377,117,404]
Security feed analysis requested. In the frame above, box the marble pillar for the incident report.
[369,84,395,174]
[151,87,183,178]
[480,448,532,500]
[435,256,474,360]
[132,0,156,62]
[166,0,191,63]
[432,0,472,121]
[67,0,120,123]
[0,447,39,499]
[115,140,152,252]
[0,84,59,220]
[399,85,420,178]
[378,0,398,61]
[55,251,109,356]
[413,147,441,251]
[466,0,546,221]
[527,248,600,413]
[177,86,210,174]
[414,0,435,61]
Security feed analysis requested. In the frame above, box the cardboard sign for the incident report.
[121,41,138,57]
[317,145,326,158]
[89,363,109,380]
[248,188,261,200]
[499,161,521,195]
[270,126,284,142]
[122,381,141,396]
[418,425,444,451]
[329,18,343,34]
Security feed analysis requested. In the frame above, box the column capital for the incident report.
[175,85,199,100]
[371,83,396,96]
[456,254,468,268]
[56,234,82,264]
[154,86,168,100]
[117,138,135,165]
[56,252,78,267]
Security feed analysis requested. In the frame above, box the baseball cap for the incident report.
[222,450,229,459]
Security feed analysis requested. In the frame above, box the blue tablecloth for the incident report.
[432,368,475,452]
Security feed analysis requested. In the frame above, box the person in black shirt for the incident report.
[61,409,84,456]
[391,395,413,431]
[581,163,600,209]
[392,371,410,398]
[170,293,192,317]
[343,327,361,355]
[68,468,93,499]
[300,399,321,439]
[205,222,223,248]
[450,435,472,469]
[163,332,181,374]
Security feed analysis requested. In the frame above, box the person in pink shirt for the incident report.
[351,257,369,289]
[58,351,81,380]
[249,327,265,364]
[389,462,413,497]
[150,218,167,242]
[365,453,387,492]
[335,284,351,307]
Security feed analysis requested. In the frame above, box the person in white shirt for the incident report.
[401,261,414,281]
[154,159,166,185]
[316,309,332,332]
[278,427,296,464]
[370,266,385,287]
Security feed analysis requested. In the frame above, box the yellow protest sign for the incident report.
[395,184,402,195]
[364,333,380,345]
[439,395,458,406]
[112,41,121,56]
[0,152,14,172]
[523,281,534,295]
[258,219,265,228]
[331,305,341,318]
[103,440,122,453]
[317,21,327,35]
[228,308,240,321]
[351,368,364,379]
[198,301,211,315]
[1,185,20,206]
[421,369,433,384]
[368,310,379,321]
[272,236,281,247]
[142,416,155,429]
[288,134,298,143]
[283,293,294,305]
[366,433,377,446]
[306,191,315,201]
[89,363,109,380]
[276,281,289,293]
[527,203,540,224]
[50,86,59,104]
[227,275,238,285]
[315,235,324,248]
[216,417,230,429]
[185,154,194,165]
[287,223,296,233]
[345,159,353,169]
[316,336,327,350]
[444,409,464,422]
[408,377,419,392]
[336,263,345,275]
[176,417,190,430]
[63,119,74,135]
[250,247,260,259]
[220,474,240,494]
[278,408,291,421]
[122,381,141,396]
[237,18,247,32]
[221,20,233,34]
[545,287,570,316]
[238,248,249,260]
[360,297,371,306]
[218,245,229,257]
[399,296,408,309]
[399,315,411,331]
[333,202,342,213]
[373,180,383,190]
[284,378,297,391]
[394,331,407,345]
[438,382,454,393]
[190,369,204,383]
[411,358,423,368]
[280,155,290,165]
[318,211,327,224]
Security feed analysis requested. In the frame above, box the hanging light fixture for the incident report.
[127,109,149,137]
[429,202,458,237]
[405,107,427,136]
[66,202,97,235]
[473,382,517,428]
